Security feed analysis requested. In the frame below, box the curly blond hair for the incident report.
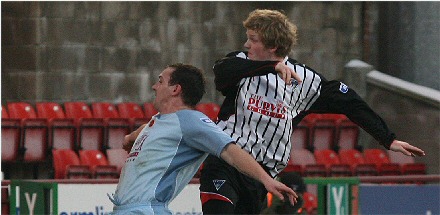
[243,9,298,57]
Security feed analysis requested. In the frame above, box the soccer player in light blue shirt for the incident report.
[109,63,297,214]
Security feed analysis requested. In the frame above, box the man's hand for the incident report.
[123,124,147,153]
[262,178,298,206]
[390,140,425,157]
[123,134,135,153]
[275,62,302,85]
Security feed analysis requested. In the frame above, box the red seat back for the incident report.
[64,102,93,119]
[106,149,128,173]
[117,102,145,118]
[303,192,318,214]
[1,119,22,161]
[337,119,360,150]
[7,102,37,119]
[2,105,9,118]
[291,119,311,149]
[363,149,391,167]
[49,119,76,150]
[92,102,120,118]
[36,102,66,119]
[314,149,341,165]
[79,150,109,167]
[22,119,49,162]
[52,149,81,179]
[339,149,366,166]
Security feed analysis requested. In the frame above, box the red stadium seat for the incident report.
[77,118,105,151]
[2,105,9,118]
[79,150,118,178]
[106,148,128,174]
[195,102,220,121]
[36,102,66,119]
[64,102,93,120]
[336,118,360,150]
[105,118,131,150]
[22,119,49,162]
[291,119,311,150]
[91,102,120,118]
[7,102,37,119]
[303,192,318,215]
[21,118,50,178]
[314,149,351,177]
[52,149,92,179]
[308,114,337,150]
[1,119,22,162]
[6,102,50,178]
[48,118,76,150]
[290,148,326,177]
[338,149,378,176]
[117,102,145,118]
[364,149,400,176]
[117,102,148,130]
[387,151,426,175]
[143,102,158,121]
[36,102,77,150]
[91,102,130,150]
[64,102,105,151]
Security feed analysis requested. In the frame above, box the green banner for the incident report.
[10,180,58,215]
[327,183,349,215]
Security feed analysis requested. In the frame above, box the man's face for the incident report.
[152,67,175,111]
[244,29,275,61]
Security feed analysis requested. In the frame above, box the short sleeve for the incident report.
[177,111,233,157]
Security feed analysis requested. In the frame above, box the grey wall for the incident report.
[2,1,364,104]
[376,2,440,90]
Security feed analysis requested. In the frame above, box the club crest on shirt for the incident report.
[339,82,349,93]
[213,179,226,191]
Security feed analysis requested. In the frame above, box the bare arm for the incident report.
[220,143,298,205]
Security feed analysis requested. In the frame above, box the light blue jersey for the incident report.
[109,110,233,214]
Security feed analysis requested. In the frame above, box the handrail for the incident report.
[359,174,440,183]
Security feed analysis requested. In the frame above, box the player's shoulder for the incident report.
[287,58,322,75]
[176,110,216,125]
[226,50,248,58]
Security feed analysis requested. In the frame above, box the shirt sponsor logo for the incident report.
[247,94,287,119]
[339,82,349,93]
[127,134,148,162]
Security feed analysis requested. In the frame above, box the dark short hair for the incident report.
[167,63,206,107]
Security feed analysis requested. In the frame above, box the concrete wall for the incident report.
[376,2,440,90]
[2,1,364,104]
[344,61,440,174]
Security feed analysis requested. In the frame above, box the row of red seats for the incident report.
[291,113,361,151]
[1,102,220,164]
[52,148,128,179]
[286,148,426,177]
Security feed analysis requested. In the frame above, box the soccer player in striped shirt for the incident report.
[199,9,425,214]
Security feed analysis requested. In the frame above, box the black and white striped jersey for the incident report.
[214,51,396,177]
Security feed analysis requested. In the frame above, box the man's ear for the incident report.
[171,84,182,95]
[268,46,278,54]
